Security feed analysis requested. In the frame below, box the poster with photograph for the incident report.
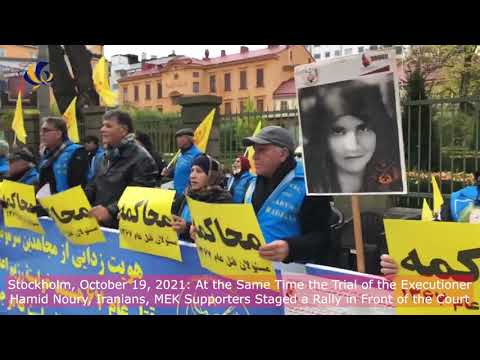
[295,50,407,196]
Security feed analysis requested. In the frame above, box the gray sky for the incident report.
[104,45,268,60]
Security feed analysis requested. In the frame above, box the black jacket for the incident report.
[85,139,158,229]
[252,157,335,266]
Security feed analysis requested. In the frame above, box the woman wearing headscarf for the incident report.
[171,154,232,242]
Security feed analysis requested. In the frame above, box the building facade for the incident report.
[305,45,406,61]
[117,45,314,114]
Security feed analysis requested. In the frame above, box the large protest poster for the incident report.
[294,50,406,196]
[186,197,277,289]
[38,186,105,245]
[384,219,480,315]
[117,187,181,262]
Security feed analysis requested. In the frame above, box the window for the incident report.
[358,46,364,53]
[157,82,162,98]
[123,87,128,102]
[239,100,245,113]
[256,68,264,88]
[134,85,139,102]
[157,106,163,113]
[174,73,179,80]
[0,48,5,57]
[314,53,321,59]
[193,82,200,93]
[325,52,330,58]
[256,99,264,112]
[145,83,151,100]
[334,50,341,56]
[395,46,403,55]
[224,73,231,91]
[280,101,288,111]
[171,96,180,105]
[240,70,247,90]
[369,45,378,50]
[209,75,216,93]
[193,72,199,78]
[224,102,232,115]
[344,48,352,55]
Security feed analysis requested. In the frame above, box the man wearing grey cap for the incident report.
[243,126,334,264]
[161,128,202,196]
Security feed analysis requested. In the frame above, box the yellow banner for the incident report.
[117,187,181,261]
[38,186,105,245]
[186,197,276,289]
[384,219,480,315]
[1,180,43,234]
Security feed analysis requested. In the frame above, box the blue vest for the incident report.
[244,162,306,243]
[450,185,480,221]
[179,202,192,242]
[173,144,202,195]
[19,167,39,185]
[88,147,105,182]
[39,141,84,193]
[0,157,9,176]
[227,171,255,203]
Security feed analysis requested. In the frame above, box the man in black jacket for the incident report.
[85,110,158,229]
[242,126,335,265]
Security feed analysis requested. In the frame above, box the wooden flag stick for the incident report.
[351,195,366,273]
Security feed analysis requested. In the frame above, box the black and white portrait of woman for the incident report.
[298,73,406,195]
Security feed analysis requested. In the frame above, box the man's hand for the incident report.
[161,167,170,177]
[89,205,112,223]
[171,214,187,234]
[259,240,289,262]
[380,254,399,276]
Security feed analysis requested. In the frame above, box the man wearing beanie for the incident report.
[227,155,254,203]
[242,126,335,265]
[161,128,202,196]
[6,147,39,186]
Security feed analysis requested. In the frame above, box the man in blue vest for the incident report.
[37,117,89,194]
[242,126,334,265]
[161,128,202,196]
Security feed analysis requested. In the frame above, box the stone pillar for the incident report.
[178,95,222,159]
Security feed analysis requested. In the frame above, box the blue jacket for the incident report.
[38,141,85,193]
[450,185,480,221]
[244,162,306,243]
[172,144,202,195]
[19,167,39,185]
[227,171,255,203]
[88,147,105,182]
[0,157,9,177]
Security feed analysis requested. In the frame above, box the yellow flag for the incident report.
[117,187,181,261]
[421,199,433,221]
[194,108,216,152]
[63,96,80,143]
[384,220,480,315]
[11,92,27,144]
[92,56,118,107]
[186,197,277,290]
[245,120,262,174]
[38,186,105,245]
[431,175,444,214]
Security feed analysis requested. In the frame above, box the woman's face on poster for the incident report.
[328,115,376,175]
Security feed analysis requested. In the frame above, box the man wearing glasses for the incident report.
[37,117,89,194]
